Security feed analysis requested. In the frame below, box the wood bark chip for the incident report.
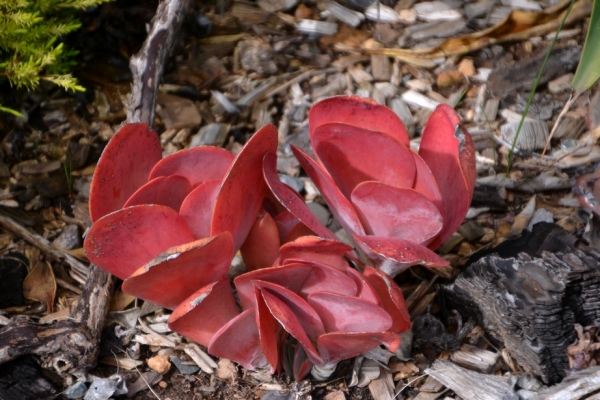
[444,223,600,384]
[0,0,189,382]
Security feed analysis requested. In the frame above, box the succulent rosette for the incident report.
[84,122,278,309]
[264,96,476,277]
[168,235,410,381]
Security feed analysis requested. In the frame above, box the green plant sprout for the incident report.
[506,0,577,174]
[0,0,112,114]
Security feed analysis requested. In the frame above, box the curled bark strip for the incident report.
[127,0,191,127]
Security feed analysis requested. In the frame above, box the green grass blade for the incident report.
[506,0,576,175]
[571,0,600,91]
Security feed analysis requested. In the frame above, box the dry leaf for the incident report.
[109,290,136,312]
[23,261,56,313]
[367,0,591,62]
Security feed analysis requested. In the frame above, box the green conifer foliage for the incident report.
[0,0,112,101]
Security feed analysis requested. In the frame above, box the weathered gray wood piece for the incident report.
[446,248,600,384]
[425,359,517,400]
[534,366,600,400]
[128,0,191,127]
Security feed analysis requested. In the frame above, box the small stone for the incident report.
[216,358,238,380]
[436,69,464,87]
[458,58,476,77]
[324,390,346,400]
[147,355,171,375]
[257,0,298,12]
[548,73,573,93]
[294,3,312,19]
[65,381,87,399]
[52,224,81,250]
[170,356,200,375]
[159,381,168,389]
[398,8,417,23]
[365,3,400,23]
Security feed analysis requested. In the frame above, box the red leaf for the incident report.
[208,308,269,371]
[89,123,162,222]
[179,180,221,239]
[258,284,324,365]
[419,104,475,249]
[255,281,326,341]
[255,285,282,373]
[296,260,358,300]
[84,205,195,280]
[350,181,443,244]
[353,234,449,278]
[311,122,416,199]
[344,266,380,305]
[149,146,234,187]
[363,266,411,333]
[263,151,337,241]
[292,345,313,382]
[291,146,365,237]
[283,223,315,243]
[234,263,313,310]
[412,152,445,220]
[309,96,410,147]
[123,175,193,212]
[211,124,278,251]
[307,292,392,333]
[169,278,240,348]
[317,332,401,365]
[279,236,352,271]
[121,232,234,310]
[274,211,303,243]
[240,209,281,271]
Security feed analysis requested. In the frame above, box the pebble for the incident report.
[294,3,313,19]
[52,224,81,250]
[65,381,87,399]
[257,0,298,12]
[458,58,476,77]
[401,90,440,110]
[364,3,400,23]
[328,1,364,28]
[296,19,338,35]
[170,356,200,375]
[147,355,172,375]
[547,73,573,93]
[436,69,464,87]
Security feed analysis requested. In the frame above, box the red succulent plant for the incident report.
[169,236,410,380]
[83,95,475,381]
[263,96,476,277]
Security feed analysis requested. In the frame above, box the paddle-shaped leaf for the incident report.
[350,181,443,244]
[307,292,392,333]
[240,209,281,271]
[122,232,234,310]
[211,124,278,251]
[169,278,240,347]
[179,180,221,239]
[89,123,162,222]
[363,266,410,333]
[208,308,269,371]
[353,234,449,278]
[123,175,192,212]
[311,122,416,199]
[291,145,365,237]
[317,332,401,365]
[263,151,337,241]
[149,146,234,187]
[309,96,410,147]
[84,205,195,280]
[419,104,475,249]
[278,236,352,271]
